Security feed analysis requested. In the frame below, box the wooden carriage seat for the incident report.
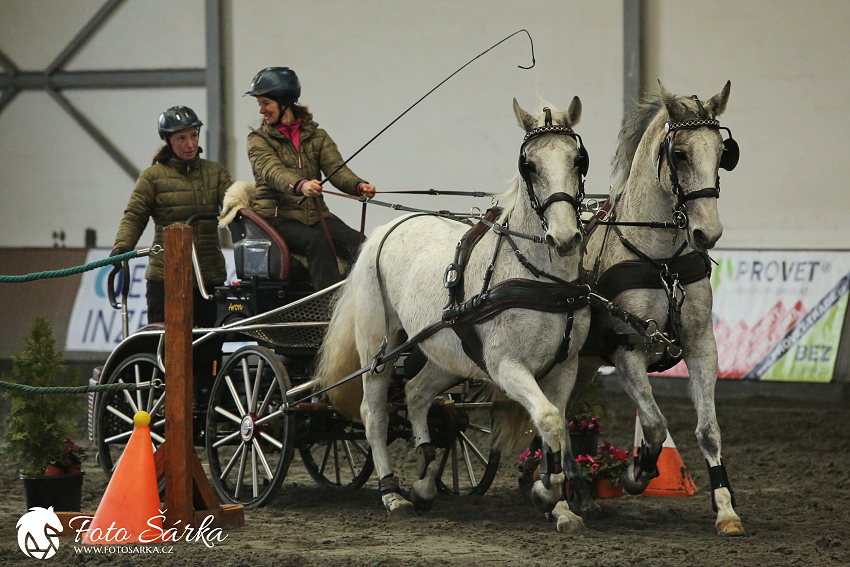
[229,208,349,283]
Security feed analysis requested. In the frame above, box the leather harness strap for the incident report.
[585,250,711,372]
[594,250,711,302]
[444,208,501,306]
[444,278,588,375]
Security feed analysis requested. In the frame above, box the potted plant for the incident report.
[567,376,609,457]
[45,438,87,476]
[575,442,631,499]
[2,317,87,511]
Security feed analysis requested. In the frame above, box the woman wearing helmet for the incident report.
[111,105,233,322]
[245,66,376,290]
[110,106,233,402]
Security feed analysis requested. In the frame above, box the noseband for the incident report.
[518,108,588,230]
[658,118,739,228]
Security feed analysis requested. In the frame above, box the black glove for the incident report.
[110,246,130,257]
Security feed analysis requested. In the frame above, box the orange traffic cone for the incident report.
[83,411,163,544]
[633,413,697,497]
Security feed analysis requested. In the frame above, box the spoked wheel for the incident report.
[96,353,166,478]
[205,345,295,508]
[298,418,374,488]
[431,386,501,496]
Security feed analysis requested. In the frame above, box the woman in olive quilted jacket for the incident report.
[245,67,376,290]
[111,106,233,405]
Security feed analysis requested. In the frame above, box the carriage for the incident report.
[89,206,501,509]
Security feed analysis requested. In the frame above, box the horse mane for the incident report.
[610,88,717,202]
[610,95,664,201]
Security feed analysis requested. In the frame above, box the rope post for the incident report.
[158,223,244,530]
[163,223,195,526]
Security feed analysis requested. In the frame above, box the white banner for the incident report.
[65,249,236,352]
[654,250,850,382]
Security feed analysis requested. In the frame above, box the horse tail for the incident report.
[315,280,364,419]
[486,384,535,452]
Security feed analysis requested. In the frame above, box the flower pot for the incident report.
[44,465,64,476]
[569,432,599,457]
[21,472,85,512]
[593,478,624,499]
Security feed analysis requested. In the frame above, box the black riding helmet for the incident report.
[157,106,203,140]
[244,67,301,107]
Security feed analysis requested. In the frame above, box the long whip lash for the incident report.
[318,29,536,187]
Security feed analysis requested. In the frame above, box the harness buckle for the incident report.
[443,263,460,288]
[672,206,688,229]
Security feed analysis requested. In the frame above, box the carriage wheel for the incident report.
[432,388,501,496]
[298,419,374,488]
[205,345,295,508]
[96,353,166,482]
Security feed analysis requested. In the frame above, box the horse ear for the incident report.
[705,80,731,117]
[513,98,536,132]
[563,96,582,127]
[658,80,678,118]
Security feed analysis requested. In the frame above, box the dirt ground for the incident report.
[1,389,848,567]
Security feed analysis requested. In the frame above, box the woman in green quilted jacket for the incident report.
[245,67,376,290]
[110,106,233,404]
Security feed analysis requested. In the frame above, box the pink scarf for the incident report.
[275,119,302,151]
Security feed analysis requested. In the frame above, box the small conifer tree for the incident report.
[2,317,84,475]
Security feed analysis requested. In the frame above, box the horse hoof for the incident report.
[383,493,415,518]
[620,470,651,495]
[716,519,746,536]
[550,502,586,534]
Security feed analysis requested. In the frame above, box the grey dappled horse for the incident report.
[317,97,593,532]
[579,81,744,535]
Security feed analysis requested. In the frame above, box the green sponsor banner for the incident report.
[655,250,850,382]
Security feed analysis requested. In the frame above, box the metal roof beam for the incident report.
[45,0,127,75]
[46,88,140,180]
[0,69,206,90]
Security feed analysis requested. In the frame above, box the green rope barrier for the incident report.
[0,249,140,283]
[0,380,153,394]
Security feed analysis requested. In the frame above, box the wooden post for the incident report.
[159,223,243,529]
[163,223,195,525]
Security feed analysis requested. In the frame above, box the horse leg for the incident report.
[361,363,414,517]
[613,348,667,495]
[557,358,604,518]
[404,361,459,511]
[491,358,585,533]
[686,352,745,536]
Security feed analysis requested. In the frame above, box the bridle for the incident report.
[657,117,739,228]
[518,107,588,231]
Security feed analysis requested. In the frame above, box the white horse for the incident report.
[579,81,744,535]
[317,96,592,532]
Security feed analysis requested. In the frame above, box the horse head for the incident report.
[512,97,586,256]
[655,80,735,250]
